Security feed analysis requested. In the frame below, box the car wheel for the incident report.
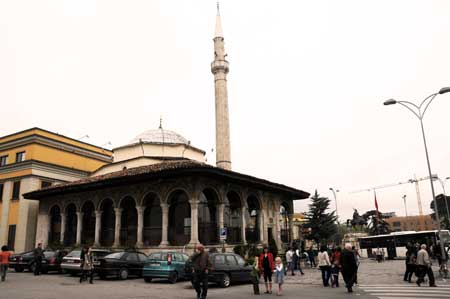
[15,266,24,272]
[118,268,128,280]
[220,273,231,288]
[29,263,36,273]
[144,277,152,283]
[169,271,178,284]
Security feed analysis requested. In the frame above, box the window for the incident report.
[214,255,226,265]
[0,155,7,166]
[0,184,3,202]
[225,255,237,266]
[15,151,25,163]
[41,181,52,188]
[12,181,20,200]
[393,222,401,227]
[125,253,138,262]
[149,253,161,260]
[235,255,246,266]
[7,225,16,251]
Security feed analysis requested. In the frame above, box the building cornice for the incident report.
[0,134,112,163]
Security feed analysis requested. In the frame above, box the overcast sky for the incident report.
[1,0,450,221]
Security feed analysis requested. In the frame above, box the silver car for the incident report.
[61,249,111,276]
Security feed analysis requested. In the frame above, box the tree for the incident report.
[430,194,450,230]
[362,210,390,235]
[304,190,338,243]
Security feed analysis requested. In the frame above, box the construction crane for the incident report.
[350,175,434,230]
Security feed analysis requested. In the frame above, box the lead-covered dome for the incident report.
[129,128,189,145]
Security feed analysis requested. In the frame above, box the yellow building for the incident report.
[385,215,437,232]
[0,128,112,252]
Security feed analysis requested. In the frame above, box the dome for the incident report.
[129,128,190,145]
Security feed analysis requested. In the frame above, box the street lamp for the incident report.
[329,187,339,223]
[384,87,450,262]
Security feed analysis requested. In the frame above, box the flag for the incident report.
[374,190,379,225]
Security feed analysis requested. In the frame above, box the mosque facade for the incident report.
[24,9,309,252]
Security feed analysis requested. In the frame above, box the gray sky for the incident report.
[1,0,450,221]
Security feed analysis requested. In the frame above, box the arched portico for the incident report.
[168,190,191,246]
[64,203,77,246]
[198,188,219,245]
[280,202,292,244]
[100,198,115,246]
[81,201,95,245]
[224,191,242,244]
[143,193,162,246]
[246,195,261,244]
[120,196,137,247]
[49,205,61,245]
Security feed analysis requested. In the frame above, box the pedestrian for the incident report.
[375,246,382,263]
[0,245,11,282]
[80,247,94,284]
[318,245,331,287]
[341,243,358,293]
[33,243,44,275]
[330,247,341,287]
[404,246,416,283]
[294,247,305,275]
[274,257,285,296]
[191,244,212,299]
[250,256,261,295]
[307,247,316,268]
[416,244,436,287]
[259,246,274,294]
[285,247,295,276]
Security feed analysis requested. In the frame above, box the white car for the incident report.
[61,249,111,276]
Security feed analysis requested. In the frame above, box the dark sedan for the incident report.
[9,250,67,274]
[186,253,252,288]
[97,251,148,280]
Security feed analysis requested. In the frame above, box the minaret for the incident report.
[211,3,232,170]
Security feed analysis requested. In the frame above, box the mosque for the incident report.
[24,8,309,252]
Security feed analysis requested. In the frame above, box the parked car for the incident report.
[8,250,67,274]
[143,251,190,283]
[61,249,112,276]
[186,253,252,288]
[97,251,148,280]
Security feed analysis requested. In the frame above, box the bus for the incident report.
[358,230,450,259]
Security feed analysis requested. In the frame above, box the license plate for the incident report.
[150,263,160,267]
[93,261,100,266]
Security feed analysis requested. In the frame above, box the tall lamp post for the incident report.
[329,188,339,224]
[384,87,450,261]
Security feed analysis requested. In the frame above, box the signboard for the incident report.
[220,227,227,241]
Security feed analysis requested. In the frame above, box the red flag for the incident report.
[374,190,379,225]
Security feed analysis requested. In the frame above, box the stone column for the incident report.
[76,212,83,245]
[113,208,122,247]
[258,210,264,243]
[274,207,282,250]
[218,203,225,240]
[60,213,66,246]
[189,199,200,245]
[94,211,102,247]
[241,206,247,244]
[159,203,169,247]
[288,214,294,244]
[136,206,144,248]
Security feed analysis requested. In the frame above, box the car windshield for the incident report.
[44,252,55,258]
[149,253,171,261]
[65,250,81,257]
[105,252,125,259]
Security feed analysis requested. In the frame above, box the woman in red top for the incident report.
[259,246,274,294]
[0,245,11,282]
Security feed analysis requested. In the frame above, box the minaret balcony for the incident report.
[211,60,229,74]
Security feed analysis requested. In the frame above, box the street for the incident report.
[1,259,450,299]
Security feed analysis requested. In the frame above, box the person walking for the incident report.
[33,243,44,276]
[341,243,358,293]
[250,256,261,295]
[285,247,295,276]
[259,246,274,294]
[294,247,305,275]
[416,244,436,287]
[274,257,285,296]
[191,244,212,299]
[330,247,341,287]
[307,247,316,268]
[404,246,416,283]
[80,247,94,284]
[0,245,11,282]
[318,245,331,287]
[352,246,360,285]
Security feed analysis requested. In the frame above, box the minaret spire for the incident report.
[211,3,232,170]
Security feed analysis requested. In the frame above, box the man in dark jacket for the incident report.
[341,243,357,293]
[191,245,212,299]
[33,243,44,276]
